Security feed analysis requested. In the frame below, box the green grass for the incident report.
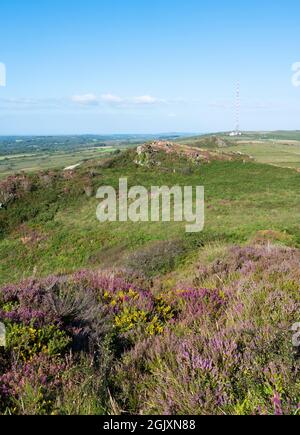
[1,150,300,285]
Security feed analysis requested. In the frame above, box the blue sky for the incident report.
[0,0,300,134]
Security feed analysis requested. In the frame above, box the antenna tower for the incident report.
[235,81,241,135]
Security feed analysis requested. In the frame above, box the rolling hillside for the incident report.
[0,142,299,415]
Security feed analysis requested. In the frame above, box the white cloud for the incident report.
[70,93,168,107]
[71,94,98,105]
[101,93,123,103]
[0,97,64,111]
[71,93,165,106]
[0,92,172,113]
[133,95,163,105]
[0,63,6,87]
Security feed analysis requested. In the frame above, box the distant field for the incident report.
[0,134,184,178]
[2,131,300,178]
[245,131,300,141]
[0,146,118,179]
[225,142,300,168]
[179,131,300,169]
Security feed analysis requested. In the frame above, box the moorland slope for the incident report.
[0,142,299,415]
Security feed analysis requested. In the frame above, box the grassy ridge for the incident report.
[0,146,300,415]
[1,149,300,285]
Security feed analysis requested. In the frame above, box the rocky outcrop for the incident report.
[135,141,206,167]
[0,174,33,207]
[134,140,242,168]
[135,143,161,167]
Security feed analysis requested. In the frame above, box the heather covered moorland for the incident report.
[0,245,299,415]
[0,145,300,415]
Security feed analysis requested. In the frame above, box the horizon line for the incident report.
[1,129,300,138]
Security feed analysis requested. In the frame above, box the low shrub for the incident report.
[0,244,299,415]
[124,239,187,277]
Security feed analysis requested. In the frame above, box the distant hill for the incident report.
[177,131,300,169]
[177,135,231,149]
[179,130,300,144]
